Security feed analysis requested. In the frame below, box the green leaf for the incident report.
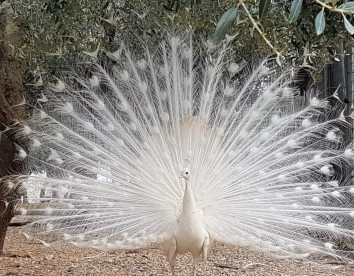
[289,0,303,23]
[213,7,238,45]
[338,2,354,11]
[315,8,326,35]
[259,0,271,19]
[343,15,354,35]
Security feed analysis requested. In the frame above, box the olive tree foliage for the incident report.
[7,0,354,86]
[162,0,354,74]
[11,0,127,86]
[7,0,195,89]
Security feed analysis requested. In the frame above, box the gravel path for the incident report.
[1,216,354,275]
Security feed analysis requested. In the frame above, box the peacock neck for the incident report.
[181,179,197,216]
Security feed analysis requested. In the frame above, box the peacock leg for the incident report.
[192,257,198,276]
[201,235,210,273]
[201,235,210,262]
[170,252,177,276]
[167,238,177,276]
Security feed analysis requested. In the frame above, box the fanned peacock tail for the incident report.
[18,34,354,261]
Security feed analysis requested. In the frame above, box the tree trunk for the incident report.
[0,4,28,255]
[0,195,18,253]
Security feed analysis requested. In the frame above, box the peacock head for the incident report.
[179,168,190,181]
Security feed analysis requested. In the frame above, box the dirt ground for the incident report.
[1,216,354,276]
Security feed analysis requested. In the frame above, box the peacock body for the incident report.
[19,34,354,275]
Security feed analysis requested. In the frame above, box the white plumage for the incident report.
[20,34,354,275]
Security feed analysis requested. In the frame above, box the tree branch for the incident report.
[313,0,354,15]
[238,0,284,59]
